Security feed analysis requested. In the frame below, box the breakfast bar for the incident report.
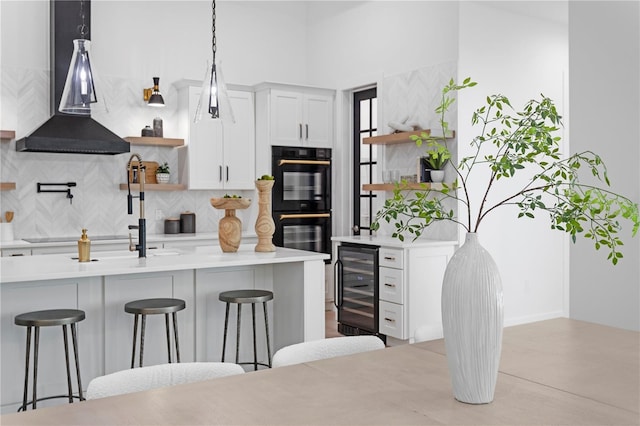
[0,246,328,413]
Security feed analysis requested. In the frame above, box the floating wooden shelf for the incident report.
[124,136,184,147]
[119,183,186,191]
[364,129,455,145]
[1,130,16,140]
[0,182,16,191]
[363,182,450,191]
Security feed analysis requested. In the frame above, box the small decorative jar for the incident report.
[153,117,163,137]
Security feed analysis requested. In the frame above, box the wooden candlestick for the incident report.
[254,179,276,252]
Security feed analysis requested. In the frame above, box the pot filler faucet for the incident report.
[126,154,146,258]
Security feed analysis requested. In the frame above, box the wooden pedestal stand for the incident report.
[210,197,252,253]
[254,180,276,252]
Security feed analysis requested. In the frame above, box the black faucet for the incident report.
[126,154,146,258]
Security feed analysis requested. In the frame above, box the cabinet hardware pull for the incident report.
[384,256,395,261]
[305,124,309,140]
[226,166,229,182]
[219,165,222,182]
[279,213,330,220]
[11,253,24,256]
[299,123,302,139]
[384,317,396,322]
[384,283,396,287]
[278,159,331,166]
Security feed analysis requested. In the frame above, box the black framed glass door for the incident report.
[352,88,378,235]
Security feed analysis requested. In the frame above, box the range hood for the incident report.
[16,0,129,155]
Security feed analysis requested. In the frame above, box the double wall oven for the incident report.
[272,146,332,262]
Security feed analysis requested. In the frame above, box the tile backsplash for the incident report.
[0,67,256,240]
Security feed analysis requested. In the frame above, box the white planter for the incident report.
[156,173,170,184]
[430,170,445,183]
[441,232,504,404]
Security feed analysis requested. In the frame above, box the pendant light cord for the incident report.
[211,0,217,64]
[78,0,88,38]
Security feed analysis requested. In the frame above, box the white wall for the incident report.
[569,1,640,331]
[458,2,569,326]
[303,1,459,237]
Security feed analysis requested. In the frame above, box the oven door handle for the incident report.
[279,213,331,220]
[278,159,331,166]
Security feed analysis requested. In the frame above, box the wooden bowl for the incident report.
[210,197,252,210]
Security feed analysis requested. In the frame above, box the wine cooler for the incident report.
[334,243,385,341]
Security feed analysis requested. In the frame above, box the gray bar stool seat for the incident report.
[124,298,185,368]
[219,289,273,371]
[14,309,85,411]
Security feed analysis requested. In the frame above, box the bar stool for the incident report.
[124,298,185,368]
[219,289,273,371]
[14,309,85,411]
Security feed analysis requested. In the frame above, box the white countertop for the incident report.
[0,246,328,283]
[332,234,458,248]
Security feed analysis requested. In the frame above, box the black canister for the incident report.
[180,212,196,233]
[164,218,180,234]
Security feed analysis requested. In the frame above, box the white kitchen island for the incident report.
[0,245,328,413]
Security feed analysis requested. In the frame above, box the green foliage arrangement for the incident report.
[418,139,451,170]
[156,162,170,174]
[372,78,639,264]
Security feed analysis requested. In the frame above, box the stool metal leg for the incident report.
[20,326,32,412]
[172,312,181,363]
[222,302,230,362]
[139,314,146,367]
[235,304,242,364]
[263,301,272,368]
[251,303,258,371]
[131,314,139,369]
[32,326,40,410]
[71,323,84,401]
[62,324,73,403]
[165,313,172,363]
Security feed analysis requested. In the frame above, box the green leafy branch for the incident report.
[372,78,639,264]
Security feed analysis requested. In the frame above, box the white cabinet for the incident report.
[378,244,455,342]
[378,247,405,339]
[177,82,255,190]
[1,248,31,257]
[255,83,335,174]
[267,90,334,147]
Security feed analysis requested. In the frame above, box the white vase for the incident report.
[441,232,504,404]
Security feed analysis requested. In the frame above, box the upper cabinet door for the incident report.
[178,84,255,190]
[270,90,304,146]
[187,86,224,190]
[304,94,333,148]
[223,90,255,190]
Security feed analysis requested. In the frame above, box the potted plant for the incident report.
[418,139,451,183]
[372,77,639,404]
[156,162,170,184]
